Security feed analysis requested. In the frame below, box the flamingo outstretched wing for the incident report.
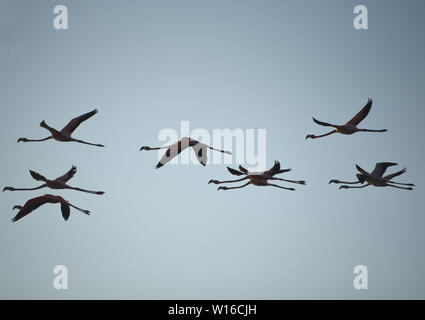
[155,139,191,169]
[227,167,245,176]
[60,109,98,136]
[371,162,397,177]
[29,170,47,182]
[60,203,71,221]
[355,164,370,176]
[312,117,338,127]
[264,161,282,176]
[346,99,373,126]
[192,143,207,166]
[11,195,52,222]
[383,168,406,181]
[54,166,77,183]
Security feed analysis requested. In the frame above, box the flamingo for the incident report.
[329,162,414,190]
[140,137,232,169]
[3,165,104,195]
[208,161,306,191]
[17,109,104,147]
[11,194,90,222]
[305,99,387,139]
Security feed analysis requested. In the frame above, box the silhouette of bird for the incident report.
[140,137,232,169]
[17,109,104,147]
[11,194,90,222]
[305,99,387,139]
[329,162,414,190]
[3,165,104,195]
[208,161,306,191]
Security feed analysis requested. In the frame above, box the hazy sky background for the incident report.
[0,0,424,299]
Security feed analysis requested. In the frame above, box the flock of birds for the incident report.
[4,99,414,222]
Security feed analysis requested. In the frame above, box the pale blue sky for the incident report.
[0,0,424,299]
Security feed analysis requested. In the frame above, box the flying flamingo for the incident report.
[208,161,306,191]
[11,194,90,222]
[305,99,387,140]
[140,137,232,169]
[3,165,104,195]
[17,109,104,147]
[329,162,414,190]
